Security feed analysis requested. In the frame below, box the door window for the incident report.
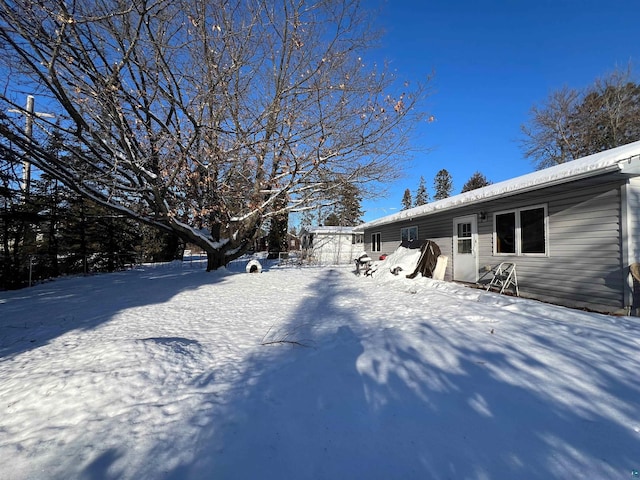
[457,222,472,254]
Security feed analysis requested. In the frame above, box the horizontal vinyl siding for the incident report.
[362,173,629,313]
[477,179,624,311]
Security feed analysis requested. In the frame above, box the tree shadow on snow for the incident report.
[132,269,639,479]
[0,264,229,359]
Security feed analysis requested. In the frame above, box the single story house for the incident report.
[300,226,365,265]
[355,140,640,315]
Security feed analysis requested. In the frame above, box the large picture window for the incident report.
[494,205,547,256]
[371,232,381,252]
[401,226,418,243]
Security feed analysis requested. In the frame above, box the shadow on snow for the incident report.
[76,267,640,479]
[132,271,640,480]
[0,263,229,359]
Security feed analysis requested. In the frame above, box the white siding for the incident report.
[311,233,361,265]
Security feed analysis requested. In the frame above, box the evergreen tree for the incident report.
[299,209,316,229]
[326,182,364,226]
[461,171,492,193]
[267,195,289,258]
[433,169,453,201]
[136,225,183,263]
[401,188,413,210]
[335,183,364,226]
[323,212,340,226]
[0,148,28,288]
[414,176,429,206]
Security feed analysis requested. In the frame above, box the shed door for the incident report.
[453,215,478,283]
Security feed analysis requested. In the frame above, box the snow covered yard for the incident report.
[1,258,639,480]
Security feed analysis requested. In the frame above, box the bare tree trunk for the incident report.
[206,250,226,272]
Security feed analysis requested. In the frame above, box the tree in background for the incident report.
[267,195,289,259]
[0,0,429,271]
[461,171,492,193]
[334,183,364,226]
[433,169,453,201]
[414,176,429,206]
[323,181,363,226]
[401,188,413,210]
[323,212,340,226]
[521,66,640,170]
[0,147,29,288]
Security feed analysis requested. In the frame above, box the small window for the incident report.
[352,233,363,244]
[401,226,418,243]
[494,205,547,256]
[456,222,473,254]
[371,232,381,252]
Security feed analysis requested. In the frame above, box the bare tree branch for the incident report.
[0,0,431,270]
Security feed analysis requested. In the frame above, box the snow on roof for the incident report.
[359,140,640,230]
[304,226,356,235]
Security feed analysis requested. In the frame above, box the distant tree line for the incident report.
[401,170,491,210]
[0,161,181,289]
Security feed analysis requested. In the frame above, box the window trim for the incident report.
[401,226,418,243]
[493,204,549,257]
[371,232,382,252]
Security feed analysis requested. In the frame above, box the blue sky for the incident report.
[360,0,640,221]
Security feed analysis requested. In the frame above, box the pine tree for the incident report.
[324,212,340,226]
[267,195,289,258]
[401,188,413,210]
[461,171,492,193]
[433,169,453,201]
[414,176,429,206]
[330,182,364,226]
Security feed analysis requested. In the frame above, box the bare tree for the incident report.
[520,87,581,169]
[521,66,640,170]
[0,0,429,270]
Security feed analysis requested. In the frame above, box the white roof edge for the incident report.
[303,226,356,234]
[357,140,640,231]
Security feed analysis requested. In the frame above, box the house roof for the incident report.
[357,140,640,230]
[303,226,356,235]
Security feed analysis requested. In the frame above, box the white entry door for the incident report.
[453,215,478,283]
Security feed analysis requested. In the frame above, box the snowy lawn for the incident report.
[1,256,639,479]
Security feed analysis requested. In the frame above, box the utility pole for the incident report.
[8,95,54,199]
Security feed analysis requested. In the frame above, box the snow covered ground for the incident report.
[1,251,639,479]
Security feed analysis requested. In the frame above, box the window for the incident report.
[456,222,472,254]
[494,205,547,256]
[371,232,381,252]
[401,226,418,243]
[352,233,363,245]
[495,212,516,254]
